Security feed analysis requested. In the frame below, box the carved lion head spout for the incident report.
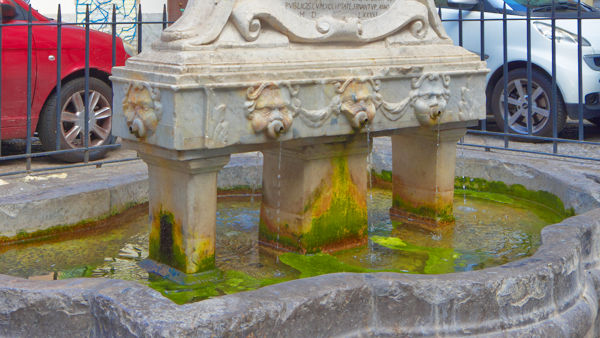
[122,83,161,139]
[411,74,451,127]
[245,84,294,139]
[338,81,377,129]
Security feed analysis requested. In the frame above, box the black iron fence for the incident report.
[1,1,599,177]
[438,0,600,162]
[0,3,168,177]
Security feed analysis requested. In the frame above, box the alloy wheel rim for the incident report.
[60,90,112,149]
[499,78,551,135]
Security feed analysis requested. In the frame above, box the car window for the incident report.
[434,0,451,8]
[433,0,486,10]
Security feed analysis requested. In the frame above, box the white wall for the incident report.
[28,0,166,16]
[26,0,167,51]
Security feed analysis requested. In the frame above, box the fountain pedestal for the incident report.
[136,146,230,274]
[390,127,466,229]
[112,0,488,276]
[260,137,368,253]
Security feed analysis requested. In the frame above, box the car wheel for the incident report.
[38,77,114,162]
[588,117,600,127]
[491,68,566,138]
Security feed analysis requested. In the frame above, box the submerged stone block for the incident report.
[390,127,466,229]
[260,138,368,253]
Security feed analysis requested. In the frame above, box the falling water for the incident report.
[276,141,283,262]
[366,125,373,232]
[459,136,467,205]
[250,152,262,203]
[432,119,442,241]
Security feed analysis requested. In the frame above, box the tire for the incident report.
[38,77,114,162]
[589,117,600,127]
[491,68,566,138]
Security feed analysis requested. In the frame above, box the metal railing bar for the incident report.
[467,129,600,145]
[480,0,488,144]
[577,0,584,141]
[137,4,142,54]
[55,5,62,151]
[0,157,140,178]
[26,5,32,172]
[7,15,600,28]
[502,1,509,149]
[461,142,600,162]
[551,0,558,154]
[83,5,90,163]
[162,4,168,30]
[0,5,3,157]
[458,8,463,47]
[111,4,116,68]
[0,143,122,161]
[526,1,533,136]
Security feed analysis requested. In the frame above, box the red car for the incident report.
[1,0,129,162]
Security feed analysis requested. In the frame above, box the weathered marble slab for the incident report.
[111,0,487,154]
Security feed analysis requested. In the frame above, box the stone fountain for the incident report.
[111,0,487,277]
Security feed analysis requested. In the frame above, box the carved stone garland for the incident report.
[244,73,452,138]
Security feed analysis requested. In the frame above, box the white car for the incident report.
[439,0,600,137]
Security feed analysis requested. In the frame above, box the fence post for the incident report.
[55,5,62,151]
[26,5,32,171]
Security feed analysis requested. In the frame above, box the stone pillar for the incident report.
[140,152,230,275]
[260,136,369,254]
[390,127,466,230]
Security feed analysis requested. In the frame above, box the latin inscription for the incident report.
[283,0,396,19]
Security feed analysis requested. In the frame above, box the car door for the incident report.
[1,0,37,139]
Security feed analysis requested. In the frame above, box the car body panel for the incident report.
[0,0,128,140]
[440,2,600,120]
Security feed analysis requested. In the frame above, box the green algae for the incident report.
[149,269,288,305]
[455,177,574,219]
[259,219,302,251]
[372,169,393,183]
[279,252,370,278]
[278,244,458,277]
[392,195,455,224]
[0,202,146,246]
[371,236,459,274]
[369,236,406,249]
[259,155,367,253]
[57,265,96,279]
[300,156,367,252]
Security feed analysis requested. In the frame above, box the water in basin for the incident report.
[0,187,564,304]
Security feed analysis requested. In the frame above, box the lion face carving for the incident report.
[246,84,294,139]
[410,74,451,126]
[338,81,377,129]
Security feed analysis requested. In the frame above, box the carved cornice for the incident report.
[231,0,429,43]
[158,0,448,47]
